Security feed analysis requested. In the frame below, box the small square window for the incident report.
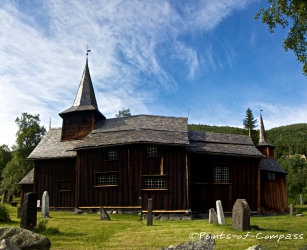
[147,146,157,156]
[59,181,70,191]
[144,178,165,188]
[214,166,229,183]
[268,172,275,181]
[97,174,116,185]
[108,149,117,159]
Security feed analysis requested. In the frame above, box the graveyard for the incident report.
[1,197,307,250]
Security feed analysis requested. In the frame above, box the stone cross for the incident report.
[100,207,110,220]
[20,192,37,228]
[232,199,251,231]
[1,190,8,203]
[289,204,294,216]
[216,200,225,225]
[147,198,153,226]
[41,191,49,218]
[209,208,218,224]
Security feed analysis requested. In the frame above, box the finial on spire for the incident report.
[86,45,91,58]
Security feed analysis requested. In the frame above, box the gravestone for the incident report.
[232,199,251,231]
[147,198,153,226]
[216,200,225,225]
[209,208,218,224]
[20,192,37,228]
[300,194,303,205]
[100,207,110,220]
[1,190,8,203]
[41,191,49,218]
[289,204,294,216]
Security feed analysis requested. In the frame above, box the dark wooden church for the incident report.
[19,58,288,213]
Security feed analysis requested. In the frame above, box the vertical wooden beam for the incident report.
[75,155,81,208]
[147,198,153,226]
[257,164,261,212]
[185,152,190,209]
[128,148,132,205]
[160,152,164,175]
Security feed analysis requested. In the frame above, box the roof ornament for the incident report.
[86,45,91,58]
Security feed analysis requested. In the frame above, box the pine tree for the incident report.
[243,108,258,131]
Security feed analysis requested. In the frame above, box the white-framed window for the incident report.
[108,149,117,160]
[214,166,229,182]
[147,146,157,156]
[97,174,116,185]
[145,178,165,188]
[267,172,275,181]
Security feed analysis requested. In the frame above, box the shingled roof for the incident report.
[18,169,34,185]
[27,128,79,159]
[260,158,287,174]
[74,115,189,149]
[187,131,264,157]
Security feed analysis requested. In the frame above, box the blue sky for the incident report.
[1,0,307,147]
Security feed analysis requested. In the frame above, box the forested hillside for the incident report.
[188,123,307,158]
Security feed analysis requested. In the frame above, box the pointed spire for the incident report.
[73,58,98,109]
[259,114,268,144]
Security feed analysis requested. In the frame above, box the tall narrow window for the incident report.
[214,166,229,183]
[108,149,117,159]
[147,146,157,156]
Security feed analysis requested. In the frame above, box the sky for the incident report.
[1,0,307,147]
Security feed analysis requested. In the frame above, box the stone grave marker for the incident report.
[209,208,218,224]
[300,194,303,205]
[41,191,49,218]
[100,207,110,220]
[20,192,37,228]
[232,199,251,231]
[289,204,294,216]
[147,198,153,226]
[216,200,225,225]
[1,190,8,203]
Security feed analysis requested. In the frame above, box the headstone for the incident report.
[216,200,225,225]
[289,204,294,216]
[20,192,37,228]
[208,208,218,224]
[99,207,110,220]
[9,195,13,203]
[41,191,49,218]
[232,199,251,231]
[300,194,303,205]
[147,198,153,226]
[1,190,8,203]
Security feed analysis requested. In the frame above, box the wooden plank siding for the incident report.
[260,172,288,213]
[76,145,188,211]
[33,158,76,207]
[189,154,260,212]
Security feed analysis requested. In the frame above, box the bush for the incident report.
[0,204,10,221]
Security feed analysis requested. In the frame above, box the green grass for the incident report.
[1,204,307,250]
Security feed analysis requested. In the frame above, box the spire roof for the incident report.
[257,114,274,147]
[59,59,104,118]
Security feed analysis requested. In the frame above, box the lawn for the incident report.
[1,204,307,250]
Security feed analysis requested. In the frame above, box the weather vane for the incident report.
[86,45,91,58]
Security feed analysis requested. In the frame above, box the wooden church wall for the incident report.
[189,154,260,212]
[61,111,96,141]
[260,171,288,213]
[76,145,188,211]
[33,158,76,207]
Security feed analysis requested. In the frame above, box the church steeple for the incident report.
[59,56,105,141]
[72,58,98,110]
[256,113,275,158]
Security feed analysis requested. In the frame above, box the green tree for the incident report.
[0,144,12,181]
[243,108,258,144]
[116,108,132,118]
[255,0,307,76]
[1,113,46,194]
[278,154,307,204]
